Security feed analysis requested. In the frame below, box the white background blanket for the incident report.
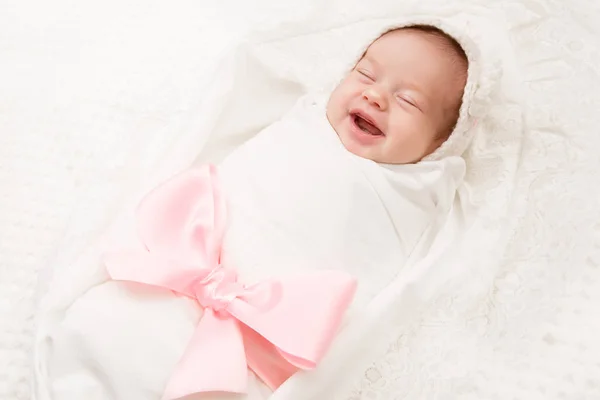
[1,1,310,398]
[2,0,600,399]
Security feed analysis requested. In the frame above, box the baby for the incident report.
[328,25,468,164]
[39,24,472,400]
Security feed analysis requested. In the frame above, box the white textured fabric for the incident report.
[1,1,314,399]
[40,95,464,400]
[0,1,596,400]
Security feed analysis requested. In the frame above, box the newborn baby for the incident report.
[328,25,468,163]
[40,24,471,400]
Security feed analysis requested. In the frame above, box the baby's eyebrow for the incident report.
[361,55,423,90]
[361,55,379,68]
[402,80,425,94]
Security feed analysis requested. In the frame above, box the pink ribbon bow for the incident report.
[104,166,357,400]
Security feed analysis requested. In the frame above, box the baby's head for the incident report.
[326,25,468,164]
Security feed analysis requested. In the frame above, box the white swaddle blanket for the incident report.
[41,95,464,400]
[30,3,600,400]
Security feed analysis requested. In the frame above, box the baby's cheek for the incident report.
[326,87,345,114]
[387,115,414,141]
[385,119,430,162]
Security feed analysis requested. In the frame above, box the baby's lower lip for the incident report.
[349,115,385,144]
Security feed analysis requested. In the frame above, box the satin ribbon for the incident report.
[104,166,357,400]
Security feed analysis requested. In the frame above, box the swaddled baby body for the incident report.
[43,25,469,400]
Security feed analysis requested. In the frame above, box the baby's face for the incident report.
[326,29,467,164]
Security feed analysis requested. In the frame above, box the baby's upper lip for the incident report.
[349,108,384,134]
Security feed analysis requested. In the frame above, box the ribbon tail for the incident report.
[240,324,298,390]
[230,271,357,377]
[162,309,248,400]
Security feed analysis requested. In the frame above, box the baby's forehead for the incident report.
[362,27,468,83]
[366,29,454,58]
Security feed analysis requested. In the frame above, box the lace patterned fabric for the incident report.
[335,2,600,399]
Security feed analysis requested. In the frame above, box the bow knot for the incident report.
[195,267,243,313]
[104,166,356,400]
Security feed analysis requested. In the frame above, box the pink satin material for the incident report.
[103,166,357,400]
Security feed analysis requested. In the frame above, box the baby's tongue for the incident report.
[356,116,382,135]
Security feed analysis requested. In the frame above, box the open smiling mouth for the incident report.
[351,113,384,136]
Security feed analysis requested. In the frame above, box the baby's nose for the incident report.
[362,87,387,110]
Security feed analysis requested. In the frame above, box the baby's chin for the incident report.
[338,130,420,165]
[337,128,384,163]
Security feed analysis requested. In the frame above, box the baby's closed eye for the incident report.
[395,93,418,108]
[356,68,375,82]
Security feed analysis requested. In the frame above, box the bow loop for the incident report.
[136,165,225,268]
